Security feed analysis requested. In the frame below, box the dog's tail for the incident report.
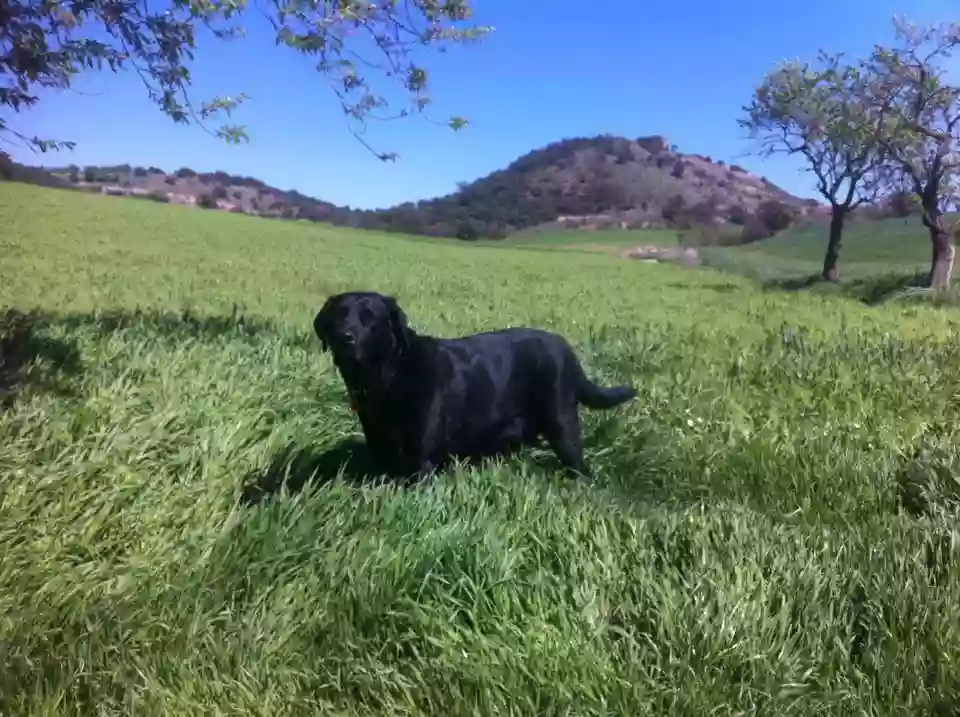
[576,373,637,410]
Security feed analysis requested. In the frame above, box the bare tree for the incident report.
[860,16,960,289]
[740,51,885,281]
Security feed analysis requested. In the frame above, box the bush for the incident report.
[212,185,229,200]
[197,194,218,209]
[661,194,687,224]
[741,214,772,243]
[679,224,743,247]
[175,167,197,179]
[455,220,480,241]
[888,191,917,218]
[687,199,719,225]
[728,204,748,225]
[756,199,796,234]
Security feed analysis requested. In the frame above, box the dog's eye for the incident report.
[342,332,356,344]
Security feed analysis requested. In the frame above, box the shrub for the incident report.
[888,191,917,218]
[687,199,719,225]
[661,194,687,224]
[455,220,480,241]
[756,199,796,234]
[741,214,771,243]
[728,204,748,225]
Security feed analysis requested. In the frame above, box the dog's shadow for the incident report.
[241,437,387,505]
[240,434,589,506]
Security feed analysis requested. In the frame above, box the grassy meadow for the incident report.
[702,215,933,285]
[4,182,960,715]
[504,227,681,253]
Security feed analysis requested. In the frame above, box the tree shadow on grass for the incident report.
[761,274,825,293]
[759,271,938,307]
[842,271,932,306]
[2,305,321,405]
[53,305,313,348]
[0,308,83,404]
[664,281,743,295]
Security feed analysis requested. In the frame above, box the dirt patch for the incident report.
[556,243,626,254]
[622,245,701,267]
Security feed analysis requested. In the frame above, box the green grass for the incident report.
[505,228,681,253]
[4,182,960,715]
[703,215,933,282]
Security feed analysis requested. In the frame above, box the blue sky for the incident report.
[6,0,956,210]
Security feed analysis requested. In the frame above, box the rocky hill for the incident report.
[3,135,825,241]
[366,135,824,240]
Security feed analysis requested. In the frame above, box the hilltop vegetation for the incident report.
[3,183,960,715]
[7,133,822,242]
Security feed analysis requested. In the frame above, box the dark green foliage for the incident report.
[0,153,68,188]
[757,199,798,233]
[728,204,748,225]
[688,198,720,225]
[662,194,687,223]
[741,214,773,243]
[887,190,918,218]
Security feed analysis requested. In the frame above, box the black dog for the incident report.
[313,291,636,481]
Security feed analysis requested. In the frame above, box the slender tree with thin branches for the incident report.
[0,0,491,160]
[741,52,886,281]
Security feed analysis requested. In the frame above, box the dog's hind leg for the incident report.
[542,404,591,479]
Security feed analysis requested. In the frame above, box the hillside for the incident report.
[5,135,823,240]
[368,135,824,239]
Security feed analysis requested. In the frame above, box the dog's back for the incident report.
[434,326,635,411]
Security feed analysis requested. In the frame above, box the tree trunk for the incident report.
[922,201,955,290]
[929,225,955,290]
[822,206,845,282]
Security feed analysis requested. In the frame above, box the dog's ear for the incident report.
[313,296,336,352]
[384,296,411,354]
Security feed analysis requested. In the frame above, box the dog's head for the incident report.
[313,291,411,376]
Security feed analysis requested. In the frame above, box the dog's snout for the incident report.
[342,332,356,345]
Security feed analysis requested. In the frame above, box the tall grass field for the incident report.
[3,182,960,715]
